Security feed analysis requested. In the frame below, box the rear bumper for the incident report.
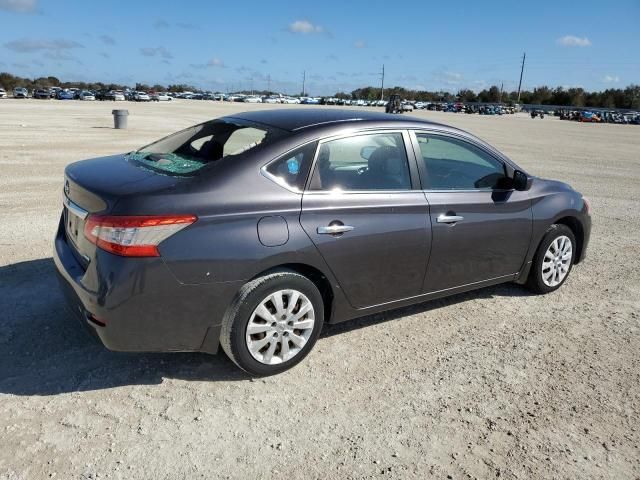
[53,216,242,353]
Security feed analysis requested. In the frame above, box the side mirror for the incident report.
[513,170,533,191]
[360,146,376,160]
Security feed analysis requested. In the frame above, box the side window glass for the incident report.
[309,133,411,191]
[416,134,507,190]
[265,142,317,191]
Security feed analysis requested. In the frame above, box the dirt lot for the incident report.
[0,99,638,479]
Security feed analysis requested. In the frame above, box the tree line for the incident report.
[0,72,200,94]
[1,71,638,109]
[346,84,640,109]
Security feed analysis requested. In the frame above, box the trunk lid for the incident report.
[62,154,184,266]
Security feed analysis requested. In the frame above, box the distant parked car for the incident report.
[579,112,599,123]
[57,90,75,100]
[33,88,52,99]
[0,88,7,98]
[401,102,414,112]
[133,91,151,102]
[282,97,300,104]
[243,95,263,103]
[13,87,28,98]
[150,92,172,101]
[262,96,280,104]
[79,91,96,101]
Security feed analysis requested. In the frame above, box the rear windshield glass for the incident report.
[128,118,284,176]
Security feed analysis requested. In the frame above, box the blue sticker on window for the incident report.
[287,158,300,174]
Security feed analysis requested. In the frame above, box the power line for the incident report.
[302,70,306,96]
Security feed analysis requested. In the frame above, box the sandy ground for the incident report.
[0,99,639,479]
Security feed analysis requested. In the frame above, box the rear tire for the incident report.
[220,270,324,376]
[526,224,576,294]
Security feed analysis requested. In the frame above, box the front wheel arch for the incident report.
[554,216,584,264]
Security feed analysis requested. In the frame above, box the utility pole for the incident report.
[302,70,306,97]
[516,52,526,104]
[267,74,271,93]
[499,82,504,103]
[380,64,385,101]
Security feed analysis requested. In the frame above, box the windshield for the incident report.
[128,118,285,176]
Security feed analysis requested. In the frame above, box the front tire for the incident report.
[220,271,324,376]
[526,224,576,294]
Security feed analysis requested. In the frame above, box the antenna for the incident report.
[517,52,526,104]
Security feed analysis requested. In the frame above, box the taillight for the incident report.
[582,197,591,214]
[84,214,197,257]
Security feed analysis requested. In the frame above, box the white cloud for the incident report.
[433,71,463,85]
[153,19,169,29]
[557,35,591,47]
[99,34,116,46]
[0,0,36,13]
[139,46,173,59]
[207,57,224,67]
[354,40,366,49]
[288,20,323,34]
[4,38,83,52]
[603,74,620,83]
[190,58,225,69]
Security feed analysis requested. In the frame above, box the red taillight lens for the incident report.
[84,214,197,257]
[582,197,591,214]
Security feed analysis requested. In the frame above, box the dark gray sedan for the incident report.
[54,109,591,375]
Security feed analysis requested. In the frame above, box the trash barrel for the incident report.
[112,109,129,129]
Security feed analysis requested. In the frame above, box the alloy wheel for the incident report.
[541,235,573,287]
[245,289,315,365]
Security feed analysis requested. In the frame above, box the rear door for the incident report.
[410,131,532,292]
[300,131,431,309]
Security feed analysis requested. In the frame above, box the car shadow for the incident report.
[321,280,532,338]
[0,258,532,396]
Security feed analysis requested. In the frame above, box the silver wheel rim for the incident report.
[246,289,315,365]
[542,235,573,287]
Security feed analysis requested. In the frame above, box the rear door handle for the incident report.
[437,214,464,224]
[317,225,355,235]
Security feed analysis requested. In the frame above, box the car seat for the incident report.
[363,145,409,189]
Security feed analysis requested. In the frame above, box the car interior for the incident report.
[312,135,412,191]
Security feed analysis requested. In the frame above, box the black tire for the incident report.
[526,224,576,294]
[220,270,324,376]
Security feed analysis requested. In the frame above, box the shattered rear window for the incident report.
[127,152,206,175]
[128,118,285,176]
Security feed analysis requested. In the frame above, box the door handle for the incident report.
[317,224,355,235]
[437,214,464,224]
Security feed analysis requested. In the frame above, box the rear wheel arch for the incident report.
[247,263,335,324]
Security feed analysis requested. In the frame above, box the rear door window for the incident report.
[308,133,411,191]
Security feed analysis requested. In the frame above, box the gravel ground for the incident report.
[0,99,638,479]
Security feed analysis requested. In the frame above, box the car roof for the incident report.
[226,108,443,132]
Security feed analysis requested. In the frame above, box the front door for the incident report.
[300,131,430,309]
[411,131,532,292]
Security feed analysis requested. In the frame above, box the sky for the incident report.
[0,0,638,95]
